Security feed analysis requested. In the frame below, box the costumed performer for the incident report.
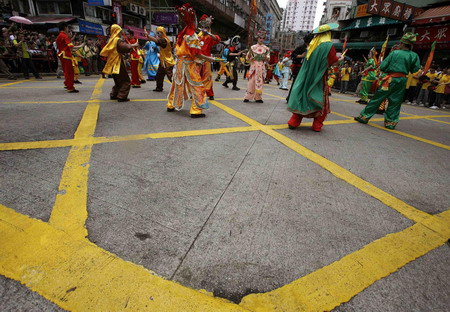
[287,23,343,132]
[356,48,377,104]
[215,41,230,81]
[354,33,420,129]
[166,3,216,118]
[144,26,175,92]
[198,14,220,100]
[56,22,83,93]
[125,30,141,88]
[223,35,244,91]
[100,24,139,102]
[243,30,270,103]
[279,51,292,90]
[142,32,159,81]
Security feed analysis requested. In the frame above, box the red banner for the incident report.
[416,24,450,45]
[401,4,415,21]
[367,0,420,22]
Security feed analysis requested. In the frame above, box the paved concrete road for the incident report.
[0,76,449,312]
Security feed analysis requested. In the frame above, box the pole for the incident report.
[148,0,151,30]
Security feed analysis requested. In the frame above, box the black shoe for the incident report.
[167,107,175,112]
[209,96,214,100]
[215,78,220,81]
[255,100,264,103]
[67,89,79,93]
[132,85,141,88]
[8,76,17,80]
[288,124,296,130]
[243,99,249,102]
[191,113,206,118]
[64,86,68,89]
[232,86,240,91]
[140,80,146,84]
[376,110,385,115]
[110,96,118,100]
[35,76,42,79]
[56,75,61,79]
[74,80,82,84]
[117,98,130,102]
[153,88,163,92]
[354,116,368,124]
[222,83,229,88]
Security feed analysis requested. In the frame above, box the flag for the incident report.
[423,41,437,74]
[342,35,347,51]
[379,36,389,64]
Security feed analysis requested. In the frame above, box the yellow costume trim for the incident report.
[100,24,123,75]
[306,32,331,60]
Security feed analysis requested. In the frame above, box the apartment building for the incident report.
[281,0,318,31]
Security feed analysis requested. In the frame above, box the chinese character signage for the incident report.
[153,13,178,25]
[367,0,381,15]
[416,25,450,44]
[366,0,421,22]
[265,14,272,44]
[379,0,393,17]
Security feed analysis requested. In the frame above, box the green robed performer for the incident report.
[354,33,420,130]
[287,23,344,132]
[357,48,377,104]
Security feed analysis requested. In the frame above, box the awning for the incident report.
[78,19,104,36]
[27,16,76,24]
[413,5,450,25]
[124,25,147,40]
[333,40,400,50]
[342,16,402,31]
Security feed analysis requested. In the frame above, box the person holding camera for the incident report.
[13,33,42,79]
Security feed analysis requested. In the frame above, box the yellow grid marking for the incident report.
[0,204,248,312]
[1,115,449,152]
[400,111,450,125]
[0,80,26,87]
[1,79,449,311]
[240,209,450,311]
[210,100,431,223]
[48,79,104,239]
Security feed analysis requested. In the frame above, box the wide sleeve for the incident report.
[117,40,133,54]
[327,45,339,66]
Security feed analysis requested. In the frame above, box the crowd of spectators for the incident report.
[0,23,107,80]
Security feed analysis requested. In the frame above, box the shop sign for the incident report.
[367,0,420,22]
[416,24,450,44]
[356,5,371,18]
[265,14,273,44]
[153,13,178,25]
[78,19,104,36]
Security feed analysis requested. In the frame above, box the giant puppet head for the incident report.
[199,14,213,30]
[176,3,197,45]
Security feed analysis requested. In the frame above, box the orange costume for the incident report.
[167,3,210,117]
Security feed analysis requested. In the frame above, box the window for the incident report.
[36,0,72,15]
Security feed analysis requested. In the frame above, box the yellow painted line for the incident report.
[368,123,450,150]
[0,127,258,151]
[215,98,245,100]
[211,100,431,223]
[49,78,104,239]
[0,139,78,151]
[240,209,450,312]
[400,111,450,125]
[94,126,259,144]
[0,100,90,105]
[330,111,353,119]
[264,92,285,100]
[0,80,26,87]
[0,204,248,312]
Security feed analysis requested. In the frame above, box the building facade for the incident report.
[320,0,352,24]
[281,0,319,32]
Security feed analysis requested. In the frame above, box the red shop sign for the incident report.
[416,24,450,44]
